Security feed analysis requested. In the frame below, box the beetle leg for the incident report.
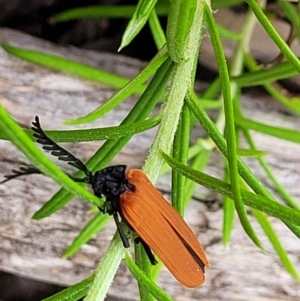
[135,237,157,265]
[113,212,130,248]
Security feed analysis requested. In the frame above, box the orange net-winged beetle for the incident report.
[1,116,209,287]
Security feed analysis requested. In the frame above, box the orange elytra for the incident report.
[120,169,209,287]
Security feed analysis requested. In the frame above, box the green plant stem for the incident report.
[235,116,300,143]
[41,275,94,301]
[222,168,235,244]
[252,210,300,280]
[205,4,262,249]
[149,10,166,49]
[242,129,300,210]
[119,0,159,50]
[0,106,101,207]
[163,153,300,225]
[246,0,300,73]
[63,213,111,258]
[32,57,173,220]
[84,234,124,301]
[225,0,262,245]
[144,0,205,181]
[125,255,175,301]
[67,46,168,124]
[138,2,206,299]
[185,89,276,203]
[172,104,190,215]
[0,116,161,142]
[2,44,141,92]
[243,53,300,115]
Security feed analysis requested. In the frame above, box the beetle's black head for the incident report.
[90,165,133,199]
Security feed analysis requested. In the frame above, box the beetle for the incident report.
[1,116,209,287]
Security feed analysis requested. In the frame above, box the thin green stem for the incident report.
[242,129,300,210]
[172,104,190,215]
[246,0,300,73]
[67,46,168,124]
[205,5,263,249]
[144,0,206,181]
[252,210,300,280]
[84,235,124,301]
[186,89,276,203]
[149,10,166,50]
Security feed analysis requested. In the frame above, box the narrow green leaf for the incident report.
[264,85,300,115]
[162,152,300,226]
[144,0,205,180]
[166,0,199,62]
[237,148,267,158]
[0,116,160,142]
[0,106,101,208]
[64,213,111,258]
[212,0,245,10]
[183,148,211,208]
[246,0,300,73]
[119,0,159,50]
[33,58,173,220]
[222,196,235,244]
[66,46,168,125]
[217,23,242,40]
[205,5,263,250]
[32,190,73,220]
[242,128,300,210]
[253,210,300,280]
[149,260,163,283]
[160,142,204,175]
[186,88,289,209]
[232,60,299,87]
[134,243,154,301]
[242,53,300,115]
[149,10,166,50]
[278,1,300,40]
[51,4,169,23]
[172,104,190,215]
[236,116,300,144]
[125,254,175,301]
[41,275,94,301]
[84,234,124,301]
[51,5,137,22]
[284,221,300,239]
[222,169,235,245]
[199,98,222,109]
[2,44,145,92]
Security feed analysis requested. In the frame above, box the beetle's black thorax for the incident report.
[90,165,134,214]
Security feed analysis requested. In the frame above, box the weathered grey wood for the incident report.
[0,28,300,300]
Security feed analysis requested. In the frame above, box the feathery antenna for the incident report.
[1,116,93,184]
[0,164,41,184]
[31,116,92,180]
